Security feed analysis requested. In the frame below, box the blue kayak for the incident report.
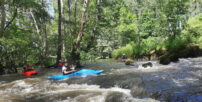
[47,69,104,80]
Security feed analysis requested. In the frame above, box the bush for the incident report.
[197,36,202,48]
[159,54,171,65]
[141,37,158,53]
[112,37,163,59]
[43,58,56,67]
[184,13,202,47]
[165,37,191,53]
[0,27,41,73]
[187,13,202,37]
[0,37,39,67]
[112,44,133,59]
[130,42,143,56]
[125,59,134,65]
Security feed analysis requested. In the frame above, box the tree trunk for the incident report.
[136,10,141,46]
[0,63,5,75]
[67,0,71,22]
[94,0,100,35]
[67,0,72,34]
[40,0,47,58]
[42,24,47,57]
[30,11,40,37]
[75,0,89,49]
[85,0,100,51]
[0,0,6,38]
[61,0,65,57]
[67,0,73,47]
[70,0,89,65]
[4,8,17,31]
[57,0,62,64]
[74,0,77,27]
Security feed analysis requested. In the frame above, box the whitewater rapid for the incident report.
[1,57,202,102]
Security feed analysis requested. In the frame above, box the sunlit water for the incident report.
[0,58,202,102]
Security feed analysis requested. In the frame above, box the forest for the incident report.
[0,0,202,74]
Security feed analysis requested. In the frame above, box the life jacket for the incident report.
[25,65,32,70]
[58,62,63,67]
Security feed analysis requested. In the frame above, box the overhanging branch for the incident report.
[4,8,18,31]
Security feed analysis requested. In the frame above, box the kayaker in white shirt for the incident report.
[62,62,76,75]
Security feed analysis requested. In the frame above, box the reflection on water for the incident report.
[1,58,202,102]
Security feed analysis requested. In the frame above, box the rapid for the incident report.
[0,57,202,102]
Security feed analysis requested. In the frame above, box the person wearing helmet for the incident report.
[57,60,63,68]
[62,62,76,75]
[121,54,127,62]
[23,62,34,72]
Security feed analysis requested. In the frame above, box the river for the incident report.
[0,57,202,102]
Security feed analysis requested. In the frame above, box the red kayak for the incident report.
[22,70,38,76]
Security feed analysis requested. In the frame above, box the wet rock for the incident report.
[155,48,168,57]
[159,44,202,65]
[151,91,163,100]
[169,54,179,62]
[179,43,201,58]
[137,48,168,61]
[130,86,148,98]
[125,59,134,65]
[105,93,125,102]
[159,54,179,65]
[159,55,171,65]
[142,62,153,68]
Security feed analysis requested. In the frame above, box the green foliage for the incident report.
[186,13,202,47]
[117,6,138,45]
[1,0,202,73]
[43,58,56,67]
[80,49,98,61]
[112,37,164,59]
[0,0,50,71]
[0,29,40,67]
[165,37,192,53]
[139,9,157,38]
[164,0,189,37]
[112,44,133,59]
[141,37,159,53]
[197,37,202,48]
[187,13,202,36]
[130,42,142,56]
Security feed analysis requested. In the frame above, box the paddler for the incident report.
[57,60,63,68]
[23,62,34,72]
[62,62,76,75]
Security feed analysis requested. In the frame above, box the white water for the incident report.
[0,78,158,102]
[1,57,202,102]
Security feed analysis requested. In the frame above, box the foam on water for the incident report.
[0,78,158,102]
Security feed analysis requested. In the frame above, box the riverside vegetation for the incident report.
[0,0,202,74]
